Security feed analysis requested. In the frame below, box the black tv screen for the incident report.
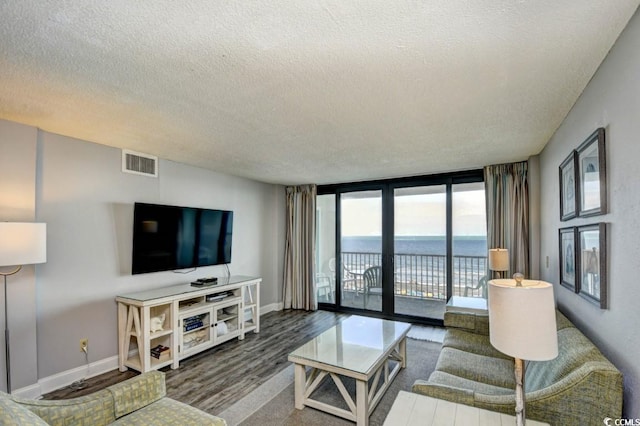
[132,203,233,274]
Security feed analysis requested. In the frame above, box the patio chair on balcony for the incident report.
[329,257,358,299]
[316,273,333,302]
[362,266,382,309]
[463,275,488,298]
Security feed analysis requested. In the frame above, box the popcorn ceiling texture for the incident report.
[0,1,638,185]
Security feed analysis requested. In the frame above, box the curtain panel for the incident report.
[283,184,317,311]
[484,161,529,278]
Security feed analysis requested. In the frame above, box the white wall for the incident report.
[1,120,285,392]
[0,120,39,391]
[539,7,640,419]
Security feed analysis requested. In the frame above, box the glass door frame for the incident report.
[318,169,484,325]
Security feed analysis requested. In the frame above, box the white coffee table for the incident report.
[288,315,411,426]
[384,391,550,425]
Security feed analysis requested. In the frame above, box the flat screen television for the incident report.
[132,202,233,274]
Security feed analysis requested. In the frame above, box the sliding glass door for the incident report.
[452,182,488,299]
[317,171,486,324]
[339,190,383,312]
[393,185,447,319]
[316,194,336,304]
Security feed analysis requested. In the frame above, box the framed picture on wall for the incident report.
[577,223,607,309]
[577,128,606,217]
[559,151,578,221]
[559,226,577,291]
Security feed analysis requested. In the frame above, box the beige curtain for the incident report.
[283,184,317,311]
[484,161,529,278]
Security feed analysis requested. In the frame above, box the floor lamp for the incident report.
[488,277,558,426]
[0,222,47,393]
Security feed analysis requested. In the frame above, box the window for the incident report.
[317,170,486,324]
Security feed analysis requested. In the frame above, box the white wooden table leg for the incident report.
[171,301,180,370]
[255,281,260,333]
[294,363,306,410]
[400,337,407,368]
[356,378,370,426]
[141,306,150,372]
[117,302,128,372]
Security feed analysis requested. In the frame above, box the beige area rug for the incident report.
[218,338,442,426]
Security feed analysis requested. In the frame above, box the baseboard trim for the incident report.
[261,301,284,314]
[13,306,283,399]
[13,356,119,399]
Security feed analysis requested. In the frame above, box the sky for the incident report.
[340,186,486,237]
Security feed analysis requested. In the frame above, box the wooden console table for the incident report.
[116,275,260,373]
[384,391,549,425]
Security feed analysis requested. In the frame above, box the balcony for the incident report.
[318,252,488,320]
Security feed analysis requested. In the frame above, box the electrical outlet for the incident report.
[80,338,88,352]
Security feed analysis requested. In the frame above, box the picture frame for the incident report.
[558,226,577,292]
[577,223,607,309]
[577,128,606,217]
[559,151,578,221]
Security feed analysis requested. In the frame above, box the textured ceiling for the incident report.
[0,1,638,185]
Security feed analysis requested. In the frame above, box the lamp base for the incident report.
[4,326,9,393]
[514,357,525,426]
[1,266,21,394]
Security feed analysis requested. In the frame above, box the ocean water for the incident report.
[339,236,488,295]
[342,235,487,257]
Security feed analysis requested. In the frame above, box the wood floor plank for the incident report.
[42,310,349,415]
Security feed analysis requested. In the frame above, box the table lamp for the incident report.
[488,248,509,278]
[0,222,47,393]
[488,276,558,426]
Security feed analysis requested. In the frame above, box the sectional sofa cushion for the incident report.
[0,393,50,426]
[413,309,623,426]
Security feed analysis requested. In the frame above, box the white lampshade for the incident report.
[0,223,47,267]
[488,248,509,271]
[488,279,558,361]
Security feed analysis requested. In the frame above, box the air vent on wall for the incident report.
[122,149,158,177]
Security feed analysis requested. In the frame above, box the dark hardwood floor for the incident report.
[43,310,350,415]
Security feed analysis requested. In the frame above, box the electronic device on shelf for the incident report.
[205,291,233,302]
[205,295,226,302]
[190,277,218,287]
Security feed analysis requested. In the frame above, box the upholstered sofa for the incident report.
[412,308,623,426]
[0,370,226,426]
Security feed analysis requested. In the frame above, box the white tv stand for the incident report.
[116,275,261,373]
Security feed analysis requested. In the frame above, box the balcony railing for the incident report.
[341,251,488,300]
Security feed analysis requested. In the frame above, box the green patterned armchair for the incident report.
[0,371,226,426]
